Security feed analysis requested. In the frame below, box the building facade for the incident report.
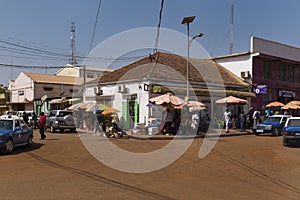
[214,36,300,109]
[85,52,254,129]
[9,72,82,115]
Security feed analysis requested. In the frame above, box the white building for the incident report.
[85,52,254,130]
[9,72,82,114]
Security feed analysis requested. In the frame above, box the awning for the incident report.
[50,99,63,104]
[67,98,82,104]
[152,86,255,98]
[50,98,82,104]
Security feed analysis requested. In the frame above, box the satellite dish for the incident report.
[41,95,48,102]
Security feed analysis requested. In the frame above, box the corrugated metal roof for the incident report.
[24,72,83,85]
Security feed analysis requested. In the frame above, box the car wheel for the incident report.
[1,138,14,153]
[273,128,279,136]
[50,125,55,133]
[27,136,33,147]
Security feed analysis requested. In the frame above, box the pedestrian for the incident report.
[39,112,47,140]
[165,108,174,135]
[252,109,261,125]
[240,110,247,132]
[94,111,102,135]
[22,111,29,125]
[32,112,38,129]
[223,109,231,133]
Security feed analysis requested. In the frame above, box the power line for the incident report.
[0,37,145,62]
[0,39,70,58]
[88,0,102,53]
[153,0,164,54]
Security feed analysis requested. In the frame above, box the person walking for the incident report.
[39,112,47,140]
[165,108,174,135]
[252,109,261,125]
[32,112,38,129]
[94,111,103,135]
[22,111,29,125]
[240,110,247,132]
[223,109,231,133]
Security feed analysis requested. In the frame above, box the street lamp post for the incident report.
[181,16,203,101]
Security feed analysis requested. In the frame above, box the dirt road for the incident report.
[0,130,299,200]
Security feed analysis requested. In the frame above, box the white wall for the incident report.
[85,82,151,125]
[214,54,252,78]
[11,72,34,103]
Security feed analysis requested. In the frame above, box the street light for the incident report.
[181,16,203,101]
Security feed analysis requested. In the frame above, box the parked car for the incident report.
[46,110,77,133]
[1,111,18,119]
[252,115,291,136]
[16,111,34,125]
[282,117,300,147]
[0,116,33,153]
[3,111,18,116]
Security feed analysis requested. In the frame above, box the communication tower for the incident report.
[69,22,77,65]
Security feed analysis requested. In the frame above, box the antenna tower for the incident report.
[229,0,234,54]
[69,22,77,65]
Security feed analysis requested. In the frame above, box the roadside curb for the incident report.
[77,128,253,140]
[126,130,253,140]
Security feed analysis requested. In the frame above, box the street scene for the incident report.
[1,1,300,199]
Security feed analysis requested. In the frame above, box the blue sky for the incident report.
[0,0,300,85]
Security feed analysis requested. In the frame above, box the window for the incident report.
[43,87,53,91]
[263,61,272,79]
[277,62,286,81]
[287,64,294,82]
[87,73,94,78]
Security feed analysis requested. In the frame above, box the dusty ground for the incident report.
[0,130,299,200]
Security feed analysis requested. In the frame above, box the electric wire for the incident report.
[153,0,164,54]
[88,0,102,53]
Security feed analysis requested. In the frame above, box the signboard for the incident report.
[279,90,295,98]
[254,85,267,94]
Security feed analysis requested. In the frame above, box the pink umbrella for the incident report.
[149,92,185,106]
[186,100,206,107]
[215,96,248,105]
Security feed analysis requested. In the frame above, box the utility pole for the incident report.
[69,22,77,65]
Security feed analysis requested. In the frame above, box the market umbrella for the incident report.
[266,101,285,107]
[66,102,84,110]
[215,95,248,105]
[185,100,206,107]
[85,103,109,112]
[102,107,120,115]
[149,92,185,106]
[281,101,300,110]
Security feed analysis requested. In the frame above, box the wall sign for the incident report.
[278,90,295,98]
[254,85,267,94]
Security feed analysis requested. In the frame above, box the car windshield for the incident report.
[0,120,13,130]
[264,117,281,123]
[287,119,300,126]
[58,111,73,117]
[6,111,17,115]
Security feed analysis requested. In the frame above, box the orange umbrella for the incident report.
[215,96,248,105]
[149,92,185,106]
[102,107,120,115]
[281,101,300,110]
[266,101,284,107]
